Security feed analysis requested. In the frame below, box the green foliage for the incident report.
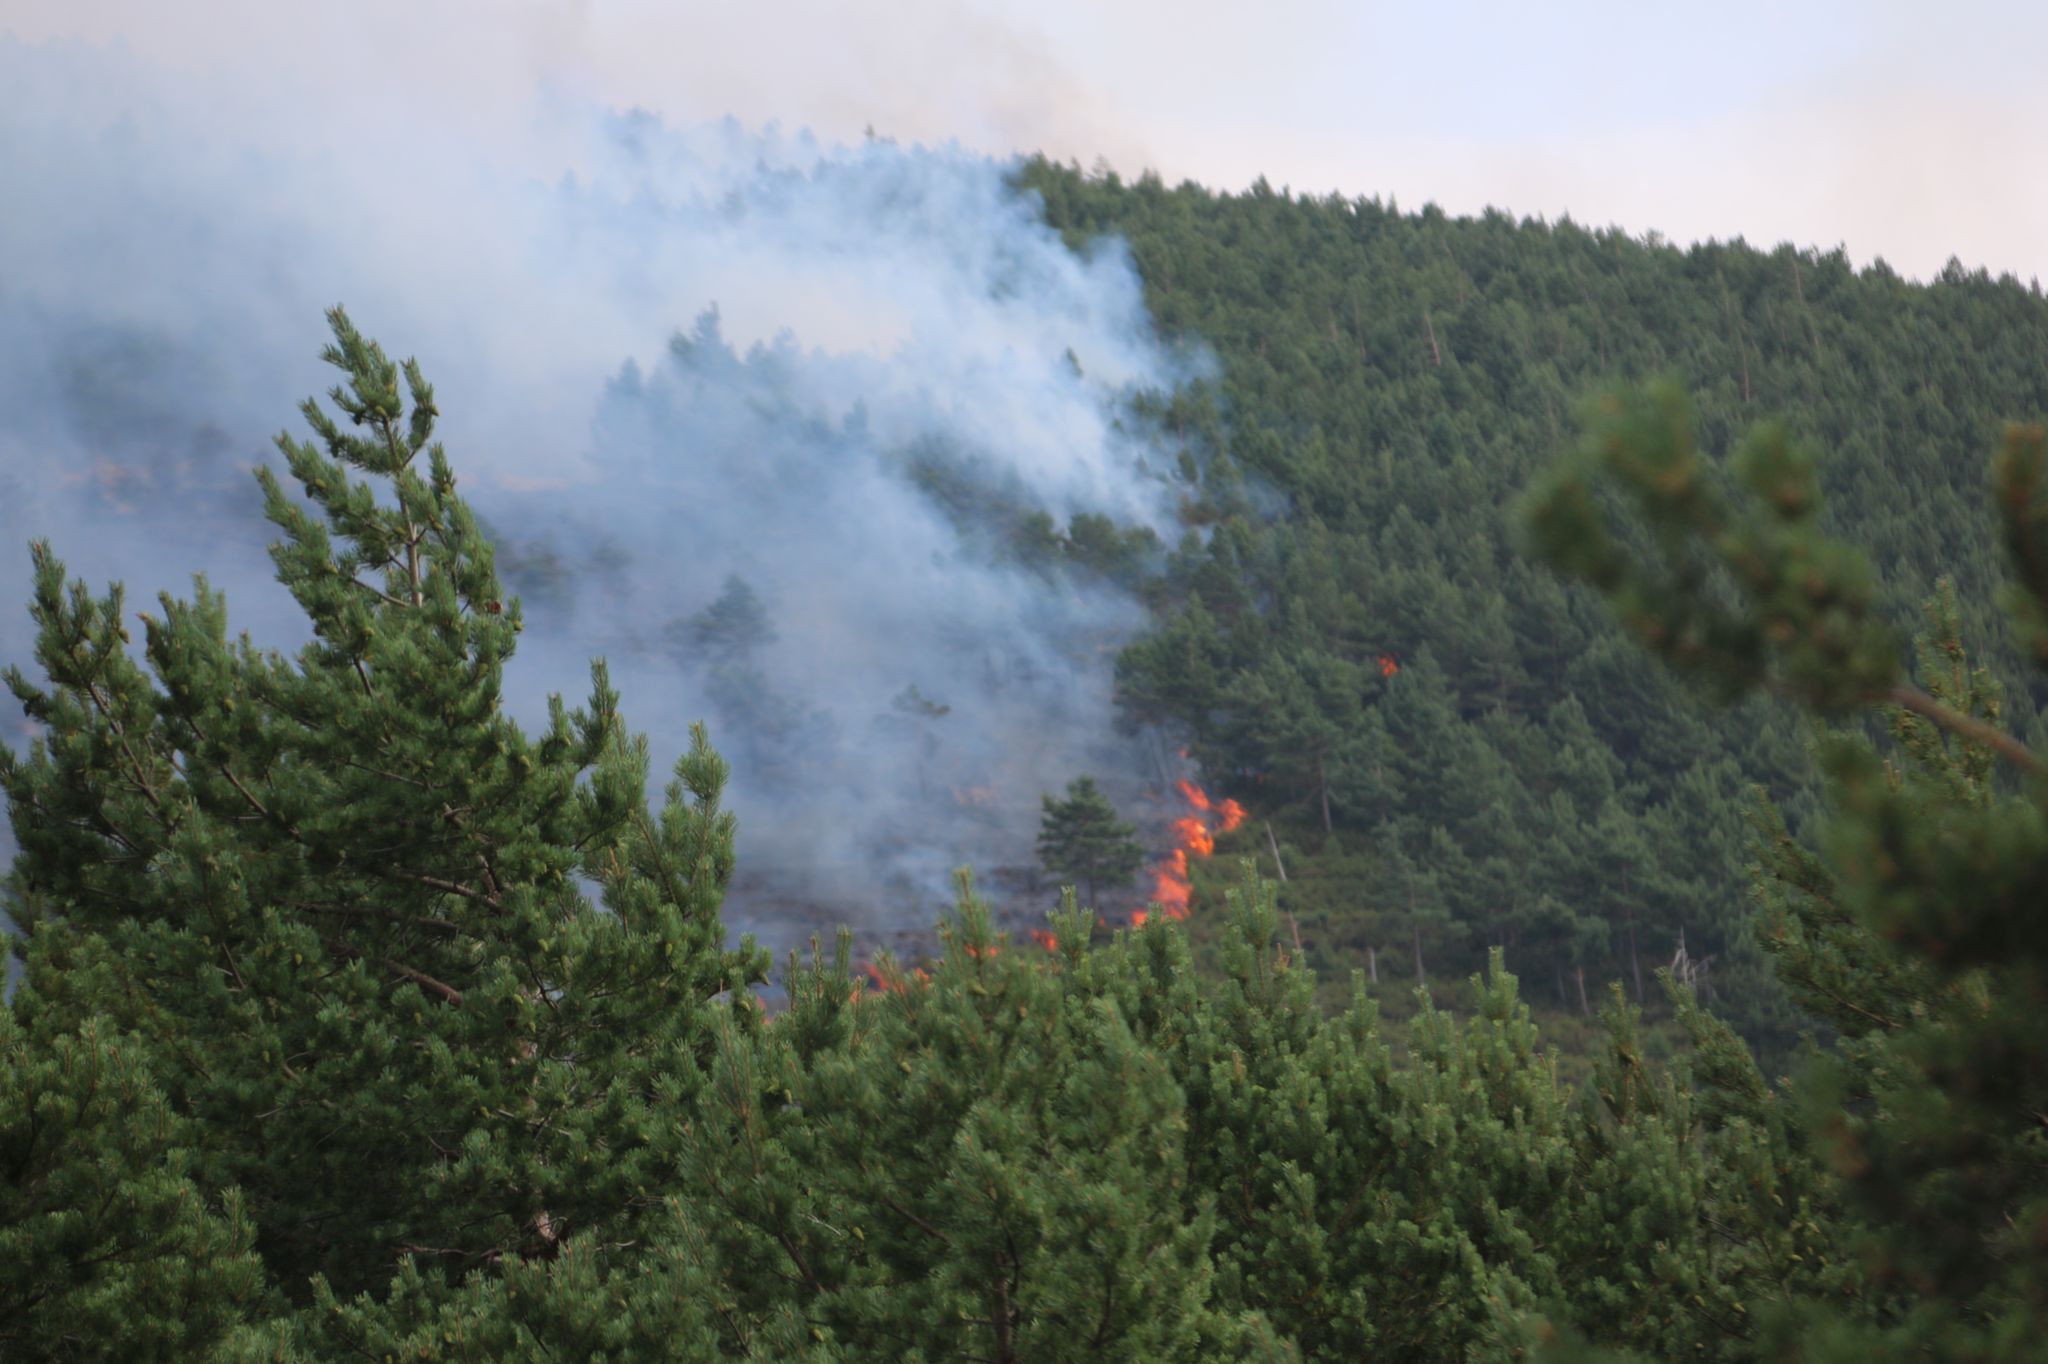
[13,288,2048,1361]
[1,309,765,1316]
[1035,775,1145,904]
[0,1010,266,1360]
[1527,385,1902,712]
[1526,394,2048,1357]
[289,1229,737,1362]
[1022,160,2048,1045]
[657,880,1242,1361]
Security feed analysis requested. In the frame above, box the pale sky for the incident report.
[10,0,2048,282]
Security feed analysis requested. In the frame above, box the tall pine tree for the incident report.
[1,309,765,1319]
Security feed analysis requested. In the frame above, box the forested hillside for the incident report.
[1018,160,2048,1050]
[5,307,2043,1360]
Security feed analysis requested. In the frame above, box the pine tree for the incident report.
[1525,386,2048,1358]
[0,1010,266,1359]
[1035,775,1144,906]
[682,573,776,664]
[1135,860,1408,1357]
[1,309,765,1316]
[679,881,1235,1361]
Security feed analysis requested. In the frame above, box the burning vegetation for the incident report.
[853,769,1243,983]
[1134,778,1245,927]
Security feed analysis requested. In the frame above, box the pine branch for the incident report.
[324,937,465,1005]
[387,869,501,911]
[346,576,411,611]
[77,676,167,820]
[1883,684,2042,776]
[217,761,300,840]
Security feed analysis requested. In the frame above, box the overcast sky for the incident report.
[12,0,2047,284]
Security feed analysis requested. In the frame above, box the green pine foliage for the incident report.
[0,1010,265,1359]
[7,293,2045,1361]
[774,880,1231,1361]
[1036,775,1145,905]
[1,309,765,1318]
[1018,160,2048,1046]
[1526,391,2048,1357]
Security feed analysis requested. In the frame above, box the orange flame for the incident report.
[1378,653,1399,678]
[1175,778,1246,834]
[1136,769,1244,925]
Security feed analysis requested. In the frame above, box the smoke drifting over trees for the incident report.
[0,38,1210,937]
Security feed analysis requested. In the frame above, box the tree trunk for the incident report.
[1626,910,1644,1003]
[1621,863,1644,1001]
[1265,820,1288,882]
[1412,921,1427,987]
[994,1274,1015,1364]
[1317,750,1333,833]
[1720,273,1753,402]
[1368,944,1378,984]
[1576,964,1590,1016]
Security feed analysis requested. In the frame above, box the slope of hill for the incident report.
[1017,159,2048,1050]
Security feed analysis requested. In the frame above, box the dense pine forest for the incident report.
[5,167,2048,1360]
[1019,159,2048,1058]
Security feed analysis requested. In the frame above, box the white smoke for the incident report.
[0,36,1209,942]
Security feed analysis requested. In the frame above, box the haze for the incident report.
[7,0,2044,942]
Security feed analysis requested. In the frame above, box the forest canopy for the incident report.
[5,161,2048,1359]
[1014,159,2048,1057]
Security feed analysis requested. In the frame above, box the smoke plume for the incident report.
[0,36,1205,943]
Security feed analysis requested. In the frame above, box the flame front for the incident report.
[1134,777,1239,926]
[1176,778,1246,834]
[1172,816,1215,858]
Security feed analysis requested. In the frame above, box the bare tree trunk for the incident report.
[994,1274,1015,1364]
[1720,272,1753,402]
[1626,910,1644,1003]
[1576,964,1590,1016]
[1621,864,1644,1002]
[1265,820,1288,882]
[1317,751,1333,833]
[1368,944,1379,984]
[1422,308,1442,367]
